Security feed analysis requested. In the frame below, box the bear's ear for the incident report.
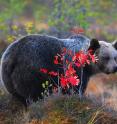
[112,40,117,50]
[88,38,100,52]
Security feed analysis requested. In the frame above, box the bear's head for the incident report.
[89,39,117,74]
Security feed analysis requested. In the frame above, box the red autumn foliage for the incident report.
[60,76,68,88]
[65,65,76,77]
[54,56,59,64]
[70,27,85,34]
[72,49,98,68]
[58,63,80,88]
[68,76,80,86]
[48,71,58,76]
[40,47,97,89]
[40,68,48,74]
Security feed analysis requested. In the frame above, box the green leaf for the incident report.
[42,83,45,88]
[45,81,49,86]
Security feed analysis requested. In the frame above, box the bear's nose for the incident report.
[113,66,117,73]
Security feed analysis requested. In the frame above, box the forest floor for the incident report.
[0,73,117,124]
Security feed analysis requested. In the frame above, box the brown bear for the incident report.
[1,34,117,105]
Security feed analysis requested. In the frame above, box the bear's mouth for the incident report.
[105,72,111,74]
[105,70,117,74]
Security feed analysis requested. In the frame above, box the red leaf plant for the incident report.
[40,68,48,74]
[70,27,85,34]
[40,47,98,94]
[48,71,58,76]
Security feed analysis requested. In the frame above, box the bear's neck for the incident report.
[85,63,102,77]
